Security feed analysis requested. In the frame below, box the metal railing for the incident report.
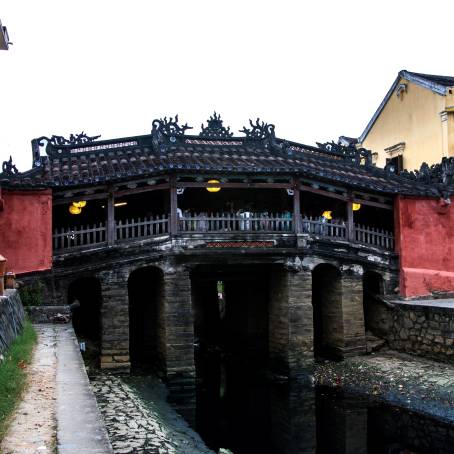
[53,213,394,252]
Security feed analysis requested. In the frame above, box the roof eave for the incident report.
[358,74,401,144]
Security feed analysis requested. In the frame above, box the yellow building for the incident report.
[358,70,454,172]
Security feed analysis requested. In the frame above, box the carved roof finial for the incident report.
[1,156,19,175]
[199,112,233,139]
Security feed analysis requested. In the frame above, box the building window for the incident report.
[386,155,403,173]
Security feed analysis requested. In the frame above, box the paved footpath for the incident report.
[1,324,112,454]
[314,351,454,422]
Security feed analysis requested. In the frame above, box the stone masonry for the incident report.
[99,269,131,373]
[388,300,454,362]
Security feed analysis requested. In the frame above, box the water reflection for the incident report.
[191,355,454,454]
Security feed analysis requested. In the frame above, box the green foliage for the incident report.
[19,281,44,307]
[0,320,37,440]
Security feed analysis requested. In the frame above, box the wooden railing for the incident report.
[180,212,293,233]
[354,223,394,251]
[116,215,169,242]
[53,213,395,252]
[53,222,107,251]
[300,216,347,239]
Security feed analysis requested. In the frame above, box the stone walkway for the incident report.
[91,374,214,454]
[0,325,57,454]
[0,324,112,454]
[314,351,454,422]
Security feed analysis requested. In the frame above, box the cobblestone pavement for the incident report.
[91,374,214,454]
[314,351,454,422]
[0,324,57,454]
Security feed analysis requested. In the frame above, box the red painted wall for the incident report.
[0,189,52,275]
[395,196,454,297]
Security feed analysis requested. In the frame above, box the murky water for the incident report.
[189,356,454,454]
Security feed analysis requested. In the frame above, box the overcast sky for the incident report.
[1,0,454,171]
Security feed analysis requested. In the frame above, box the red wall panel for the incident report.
[0,189,52,274]
[395,196,454,297]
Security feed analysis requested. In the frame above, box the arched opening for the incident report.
[363,271,389,352]
[68,277,102,361]
[128,266,165,372]
[191,264,271,447]
[312,264,343,359]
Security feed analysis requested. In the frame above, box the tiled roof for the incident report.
[0,117,445,197]
[404,71,454,88]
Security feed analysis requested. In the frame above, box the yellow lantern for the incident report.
[69,205,82,215]
[72,200,87,208]
[206,179,221,193]
[352,203,361,211]
[322,210,332,220]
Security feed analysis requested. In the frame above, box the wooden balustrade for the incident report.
[53,222,107,251]
[299,216,347,239]
[53,212,395,253]
[354,223,394,251]
[179,212,293,233]
[116,215,168,241]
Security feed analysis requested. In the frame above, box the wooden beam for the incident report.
[292,177,301,234]
[107,192,115,246]
[115,182,170,198]
[299,184,349,202]
[178,181,292,189]
[299,184,394,210]
[352,198,393,210]
[169,175,178,236]
[53,192,109,205]
[347,200,354,242]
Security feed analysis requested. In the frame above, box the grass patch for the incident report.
[0,320,37,440]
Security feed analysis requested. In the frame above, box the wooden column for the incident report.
[107,192,115,246]
[169,175,178,236]
[293,177,301,234]
[347,199,354,242]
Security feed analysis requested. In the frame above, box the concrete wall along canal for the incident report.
[0,289,25,355]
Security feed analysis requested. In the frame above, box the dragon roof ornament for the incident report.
[316,141,372,166]
[240,118,276,141]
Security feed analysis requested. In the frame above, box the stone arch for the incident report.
[127,265,165,373]
[67,276,102,345]
[311,263,343,358]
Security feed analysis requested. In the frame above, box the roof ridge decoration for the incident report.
[400,157,454,186]
[199,112,233,139]
[1,156,18,175]
[152,115,192,140]
[47,132,101,146]
[31,132,101,167]
[240,118,276,141]
[316,141,372,166]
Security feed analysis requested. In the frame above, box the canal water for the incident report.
[169,355,454,454]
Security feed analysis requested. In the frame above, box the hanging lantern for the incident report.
[69,205,82,215]
[322,210,333,220]
[352,203,361,211]
[206,179,221,193]
[72,200,87,208]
